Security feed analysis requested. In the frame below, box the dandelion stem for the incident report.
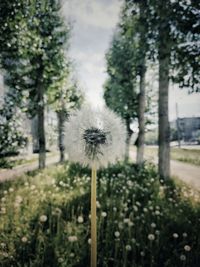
[91,167,97,267]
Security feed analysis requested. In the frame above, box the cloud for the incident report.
[62,0,122,30]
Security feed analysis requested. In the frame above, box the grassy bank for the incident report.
[138,146,200,166]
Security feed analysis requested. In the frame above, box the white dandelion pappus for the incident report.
[65,106,126,169]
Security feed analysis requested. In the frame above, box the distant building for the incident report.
[170,117,200,142]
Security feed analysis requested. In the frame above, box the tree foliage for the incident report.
[0,95,27,156]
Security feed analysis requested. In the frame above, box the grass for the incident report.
[0,162,200,266]
[171,148,200,166]
[140,146,200,166]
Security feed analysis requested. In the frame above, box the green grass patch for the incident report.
[0,162,200,266]
[143,146,200,166]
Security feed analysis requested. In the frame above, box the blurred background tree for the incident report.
[104,30,138,161]
[0,0,82,168]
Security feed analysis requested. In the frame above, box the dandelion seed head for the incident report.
[125,245,132,251]
[21,236,28,243]
[39,215,47,222]
[180,254,186,261]
[173,233,179,239]
[58,258,64,263]
[184,245,191,252]
[140,251,145,256]
[101,211,107,217]
[114,231,120,238]
[148,234,155,241]
[77,216,84,223]
[183,232,188,238]
[65,106,126,168]
[68,235,78,242]
[151,223,156,228]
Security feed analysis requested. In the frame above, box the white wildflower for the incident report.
[128,221,134,227]
[96,201,101,208]
[184,245,191,252]
[140,251,145,256]
[173,233,179,239]
[101,212,107,217]
[182,232,188,238]
[21,236,28,243]
[77,216,84,223]
[68,236,78,242]
[30,185,36,190]
[0,243,6,248]
[15,195,23,204]
[114,231,120,238]
[0,207,6,214]
[133,205,138,212]
[148,234,155,241]
[151,223,156,228]
[180,254,186,261]
[58,258,64,263]
[39,215,47,222]
[125,245,132,251]
[143,208,148,213]
[65,106,126,168]
[155,210,160,215]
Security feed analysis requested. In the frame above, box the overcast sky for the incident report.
[62,0,200,121]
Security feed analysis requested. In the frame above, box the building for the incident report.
[170,117,200,143]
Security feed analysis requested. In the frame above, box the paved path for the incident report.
[130,150,200,189]
[0,154,59,183]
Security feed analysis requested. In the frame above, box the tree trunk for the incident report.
[137,63,146,165]
[125,119,133,162]
[38,82,46,169]
[158,16,171,180]
[57,110,65,163]
[36,56,46,169]
[136,0,147,165]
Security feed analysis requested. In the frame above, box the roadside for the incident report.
[0,153,59,182]
[144,145,200,166]
[130,146,200,189]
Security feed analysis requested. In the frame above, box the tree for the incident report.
[149,0,200,179]
[0,0,29,159]
[124,0,149,165]
[156,1,171,180]
[0,0,71,169]
[171,0,200,93]
[48,65,83,162]
[104,29,138,161]
[105,1,152,163]
[0,93,27,157]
